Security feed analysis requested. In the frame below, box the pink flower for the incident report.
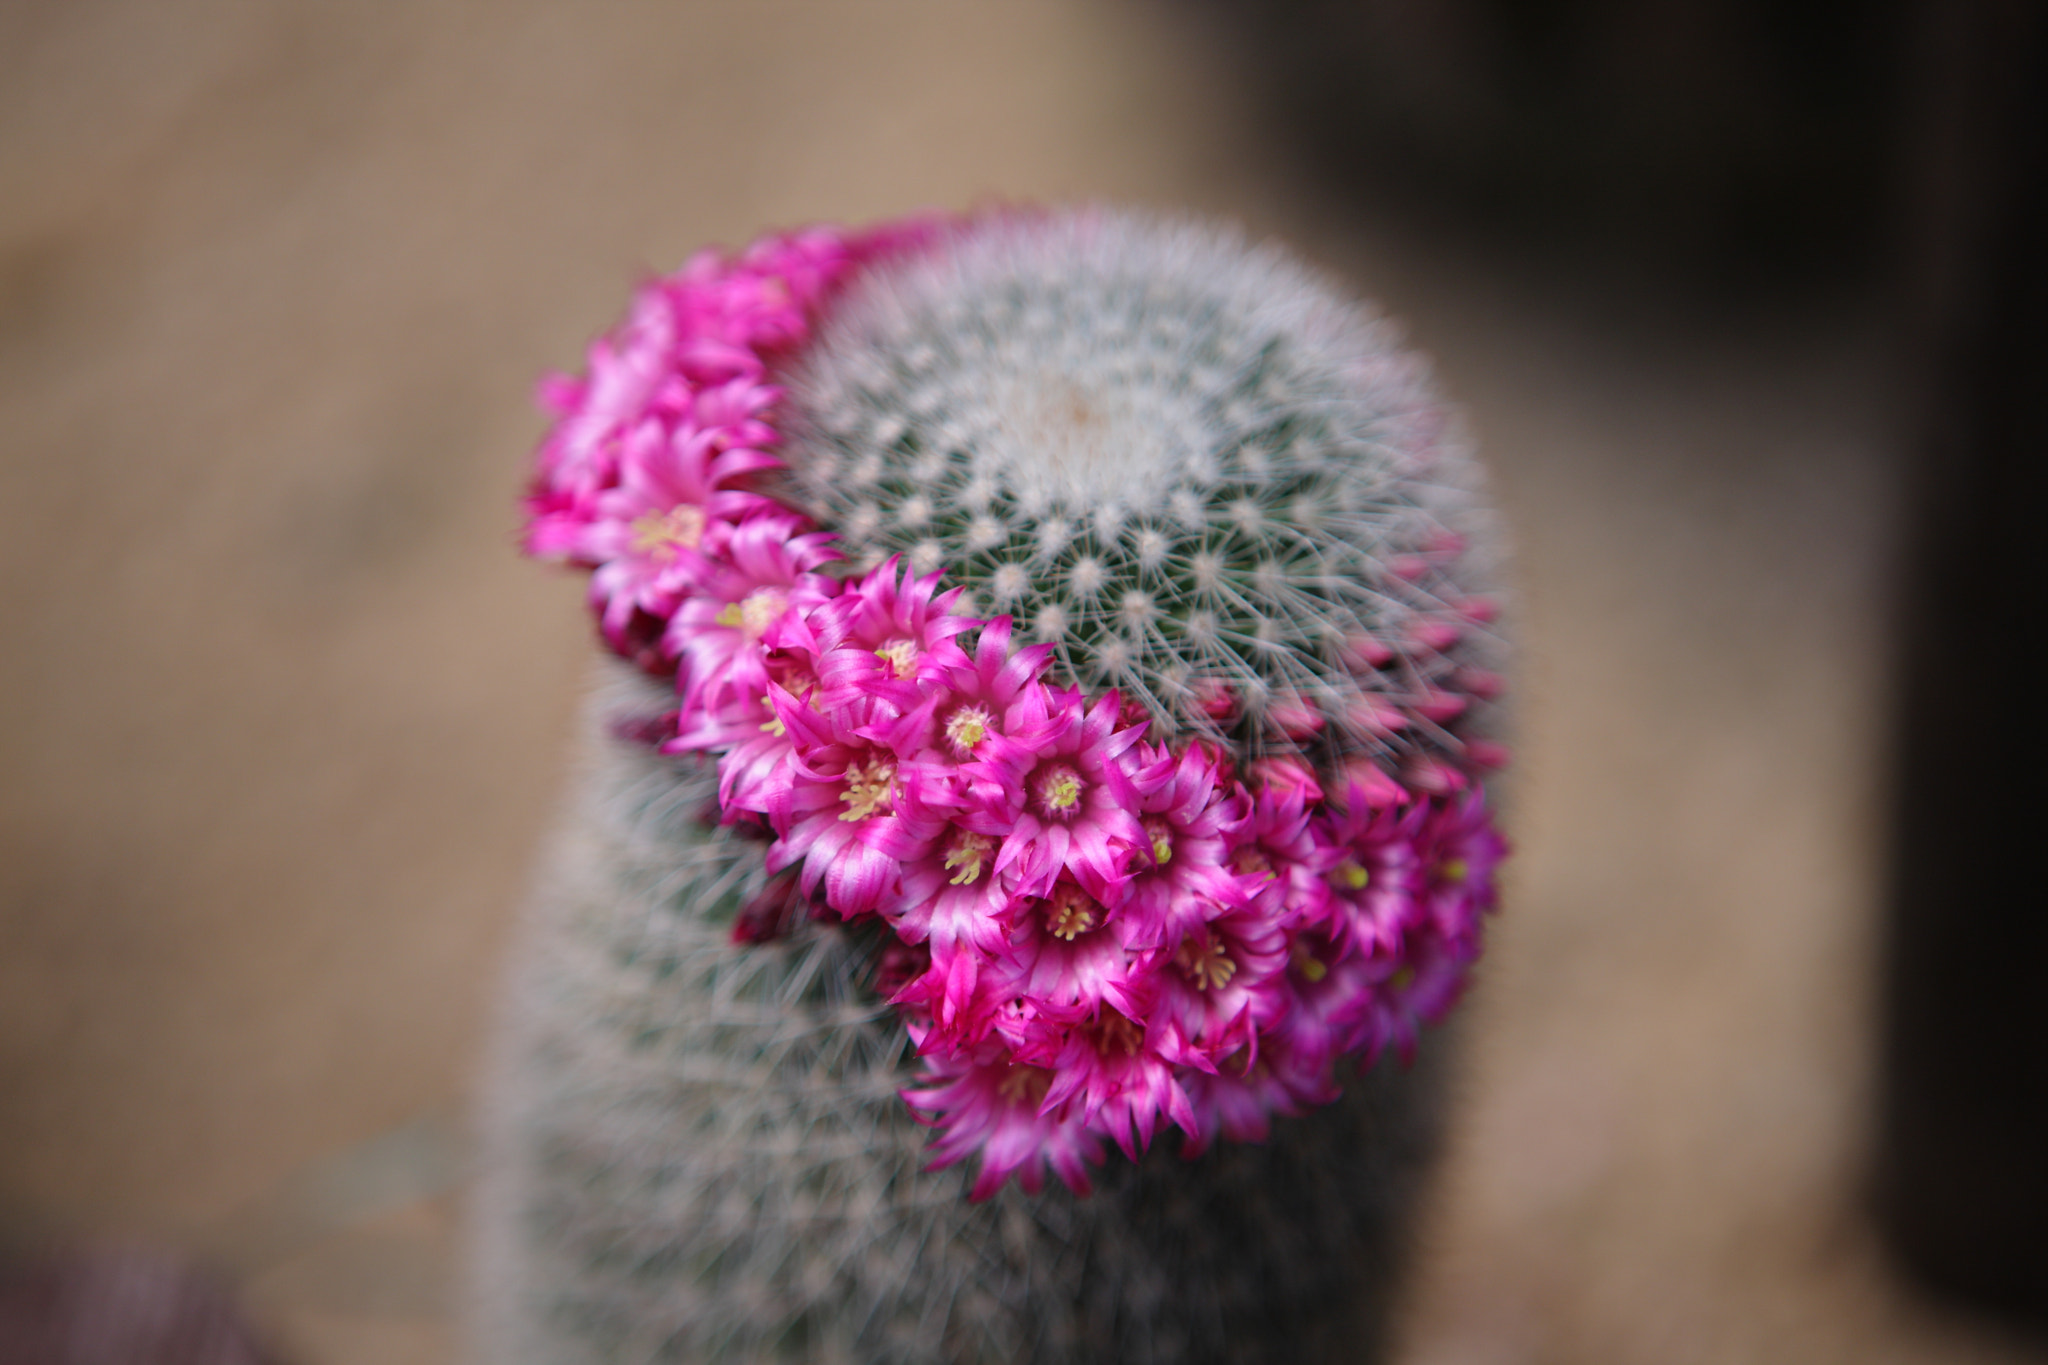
[888,817,1024,965]
[902,1050,1102,1201]
[1229,784,1336,931]
[809,557,975,711]
[1269,919,1384,1068]
[537,409,785,655]
[909,616,1056,771]
[1118,742,1255,950]
[757,685,930,918]
[1148,903,1289,1072]
[1178,1037,1334,1156]
[1344,927,1475,1067]
[965,688,1146,905]
[1030,1008,1197,1160]
[1416,787,1508,953]
[1316,783,1427,957]
[668,511,840,731]
[985,877,1160,1028]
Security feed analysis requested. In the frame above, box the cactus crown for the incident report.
[785,211,1499,761]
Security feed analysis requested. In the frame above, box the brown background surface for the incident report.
[2,2,2039,1362]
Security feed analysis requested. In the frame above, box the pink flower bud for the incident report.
[1266,696,1324,741]
[1406,618,1462,653]
[1337,758,1407,809]
[1190,678,1239,723]
[1248,755,1323,802]
[1410,691,1468,724]
[1465,740,1512,770]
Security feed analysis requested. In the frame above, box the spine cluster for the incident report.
[520,209,1507,1199]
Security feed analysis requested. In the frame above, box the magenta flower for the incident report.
[757,684,931,919]
[1178,1038,1332,1156]
[1268,919,1385,1069]
[888,817,1024,964]
[526,281,684,509]
[1148,903,1289,1072]
[985,877,1160,1029]
[668,511,840,732]
[965,688,1146,905]
[1344,927,1476,1067]
[1031,1008,1197,1160]
[538,413,785,655]
[1416,788,1508,953]
[808,558,975,712]
[1117,741,1256,950]
[1316,781,1427,957]
[1229,784,1336,932]
[902,1050,1102,1201]
[894,618,1059,812]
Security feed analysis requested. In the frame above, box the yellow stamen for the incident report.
[739,588,787,638]
[1175,937,1237,991]
[1291,937,1328,983]
[1035,764,1084,817]
[1143,817,1174,868]
[1440,858,1469,884]
[1334,858,1370,892]
[943,703,992,755]
[628,504,706,561]
[875,637,919,680]
[838,755,896,822]
[943,831,994,886]
[1045,885,1100,941]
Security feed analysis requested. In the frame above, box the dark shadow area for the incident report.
[1874,0,2048,1337]
[1195,0,1910,308]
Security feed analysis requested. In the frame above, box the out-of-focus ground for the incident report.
[2,3,2040,1363]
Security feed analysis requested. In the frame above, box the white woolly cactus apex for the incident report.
[476,206,1509,1365]
[782,210,1505,778]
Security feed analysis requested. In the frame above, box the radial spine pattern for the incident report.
[783,211,1504,770]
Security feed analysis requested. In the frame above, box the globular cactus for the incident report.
[473,208,1507,1365]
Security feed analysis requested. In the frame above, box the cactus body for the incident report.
[475,210,1502,1364]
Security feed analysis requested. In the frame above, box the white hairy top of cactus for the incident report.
[782,208,1502,754]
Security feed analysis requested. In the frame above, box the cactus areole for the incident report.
[521,209,1509,1200]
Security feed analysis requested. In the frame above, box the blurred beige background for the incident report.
[2,2,2040,1362]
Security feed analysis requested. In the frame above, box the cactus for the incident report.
[474,208,1505,1364]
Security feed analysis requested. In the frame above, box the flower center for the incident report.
[1232,846,1273,877]
[715,586,790,641]
[1290,936,1328,983]
[1175,937,1237,991]
[1033,763,1085,820]
[996,1064,1053,1108]
[1090,1010,1144,1058]
[629,503,706,560]
[943,830,994,886]
[838,754,897,822]
[1439,857,1469,884]
[942,703,993,756]
[1332,858,1370,892]
[1142,817,1174,869]
[1044,884,1100,941]
[875,636,919,680]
